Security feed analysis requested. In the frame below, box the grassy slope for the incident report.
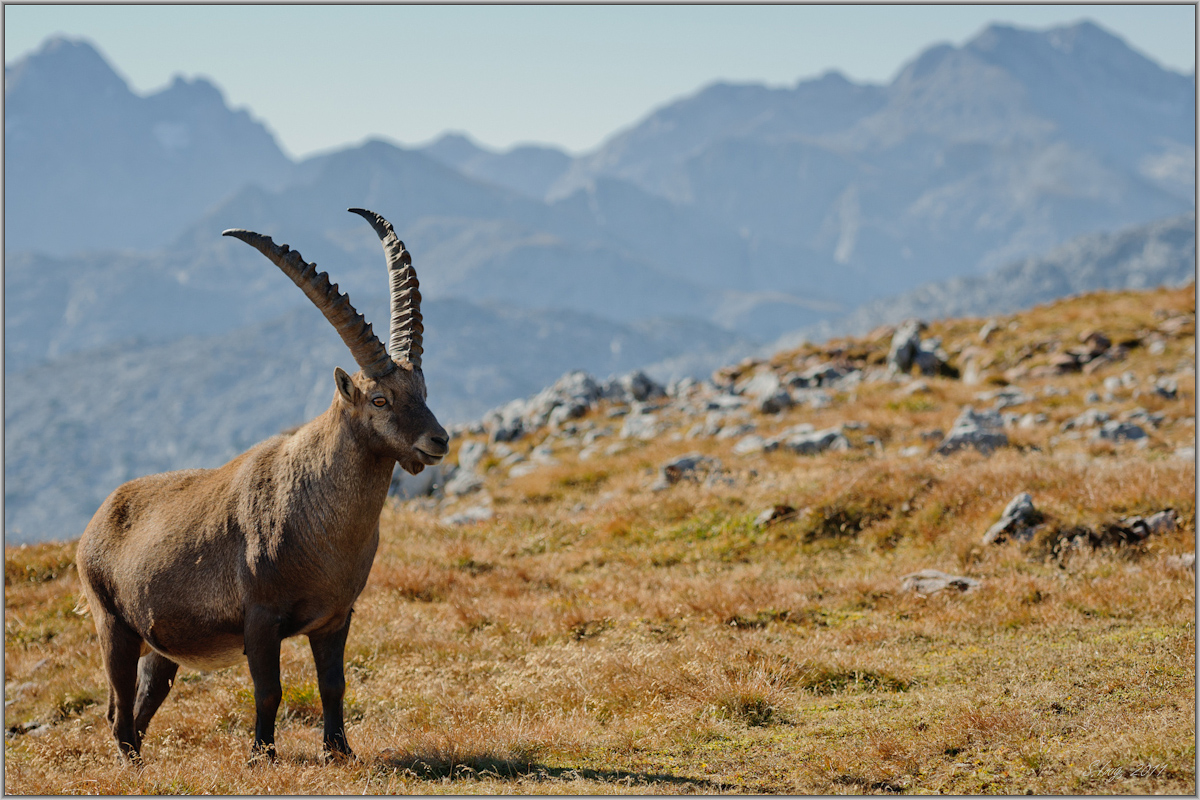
[5,285,1195,795]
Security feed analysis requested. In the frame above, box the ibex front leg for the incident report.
[309,615,354,760]
[244,607,283,762]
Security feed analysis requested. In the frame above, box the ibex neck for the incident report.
[283,405,395,535]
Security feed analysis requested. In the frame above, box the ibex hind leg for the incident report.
[134,651,179,742]
[93,607,144,760]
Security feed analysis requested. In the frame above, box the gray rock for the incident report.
[440,503,494,525]
[606,370,666,404]
[483,397,527,443]
[391,463,452,499]
[775,427,851,455]
[900,569,980,594]
[1122,407,1165,428]
[977,386,1033,409]
[457,440,487,473]
[443,469,485,496]
[936,407,1008,455]
[620,412,660,440]
[1154,377,1179,399]
[754,505,799,528]
[715,422,756,440]
[983,492,1041,545]
[1165,552,1195,571]
[732,434,767,455]
[1061,408,1111,430]
[1092,420,1148,442]
[888,319,925,374]
[652,453,724,490]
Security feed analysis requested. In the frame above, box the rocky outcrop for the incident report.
[936,407,1008,455]
[982,493,1042,545]
[900,569,980,594]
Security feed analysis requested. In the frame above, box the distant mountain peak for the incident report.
[5,35,131,102]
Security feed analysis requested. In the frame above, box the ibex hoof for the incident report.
[321,746,357,765]
[248,742,277,766]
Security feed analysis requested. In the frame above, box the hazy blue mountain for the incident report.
[420,132,573,200]
[549,70,887,202]
[548,21,1194,297]
[781,212,1197,346]
[4,36,292,255]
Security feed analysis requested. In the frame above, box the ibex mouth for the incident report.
[414,448,445,466]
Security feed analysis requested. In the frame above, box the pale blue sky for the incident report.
[5,4,1195,160]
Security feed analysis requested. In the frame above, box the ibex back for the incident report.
[75,208,448,762]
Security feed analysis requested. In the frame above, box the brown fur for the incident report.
[76,245,448,763]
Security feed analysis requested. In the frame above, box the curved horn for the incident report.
[222,228,395,378]
[348,207,424,370]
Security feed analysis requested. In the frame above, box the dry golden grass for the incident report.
[5,285,1195,794]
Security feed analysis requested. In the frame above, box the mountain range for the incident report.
[4,20,1195,543]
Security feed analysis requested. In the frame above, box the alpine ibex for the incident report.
[76,208,448,762]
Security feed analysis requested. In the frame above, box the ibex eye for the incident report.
[372,397,387,408]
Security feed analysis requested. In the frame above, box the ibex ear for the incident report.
[334,367,361,404]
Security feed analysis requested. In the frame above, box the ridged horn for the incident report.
[348,207,424,370]
[222,228,396,378]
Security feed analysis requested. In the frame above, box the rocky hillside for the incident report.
[400,284,1195,541]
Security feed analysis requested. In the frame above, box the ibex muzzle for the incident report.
[76,209,447,762]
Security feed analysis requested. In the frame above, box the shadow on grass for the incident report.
[373,748,731,791]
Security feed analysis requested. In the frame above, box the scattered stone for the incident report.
[1091,420,1147,443]
[715,422,756,440]
[733,435,767,456]
[1154,377,1179,399]
[1165,553,1195,572]
[509,463,538,478]
[976,386,1033,409]
[440,504,494,526]
[1061,409,1110,431]
[483,397,528,443]
[390,463,448,499]
[887,320,925,374]
[457,440,487,473]
[706,393,747,411]
[1017,413,1047,429]
[607,370,666,404]
[983,492,1042,545]
[1122,408,1164,428]
[652,453,724,491]
[899,445,924,458]
[443,469,485,496]
[900,569,980,595]
[790,388,833,409]
[796,362,850,387]
[620,412,660,440]
[919,429,944,442]
[1174,446,1195,460]
[901,379,931,395]
[978,319,1001,343]
[936,407,1008,456]
[1129,509,1178,537]
[581,426,613,445]
[754,505,799,528]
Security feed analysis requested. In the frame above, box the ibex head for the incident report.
[223,208,448,475]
